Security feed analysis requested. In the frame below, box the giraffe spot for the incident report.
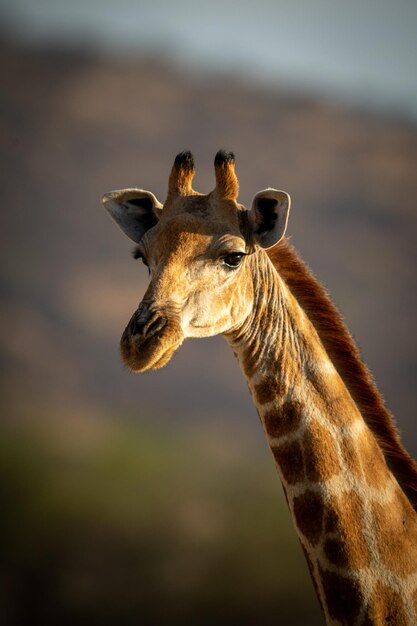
[302,420,341,482]
[263,399,303,439]
[357,429,390,490]
[254,374,286,405]
[366,582,409,625]
[324,491,371,569]
[273,439,305,485]
[319,566,363,625]
[293,489,324,546]
[325,508,338,534]
[372,488,417,576]
[323,537,349,569]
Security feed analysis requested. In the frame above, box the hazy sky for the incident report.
[1,0,417,119]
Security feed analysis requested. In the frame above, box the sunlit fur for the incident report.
[107,152,417,625]
[227,249,417,625]
[269,240,417,511]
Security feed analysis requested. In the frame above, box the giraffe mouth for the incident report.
[120,310,184,373]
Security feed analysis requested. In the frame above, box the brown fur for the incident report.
[254,374,286,404]
[319,565,363,625]
[267,239,417,511]
[372,489,417,576]
[293,489,325,546]
[273,439,305,485]
[263,399,304,439]
[167,150,195,197]
[302,420,342,482]
[325,492,371,569]
[214,150,239,200]
[369,582,409,625]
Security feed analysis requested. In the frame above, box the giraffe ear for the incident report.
[249,188,291,249]
[102,188,162,243]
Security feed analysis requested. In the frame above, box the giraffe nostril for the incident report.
[129,314,140,336]
[145,316,167,337]
[136,302,150,325]
[129,307,167,338]
[128,303,152,336]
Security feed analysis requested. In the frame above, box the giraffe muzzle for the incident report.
[120,304,184,373]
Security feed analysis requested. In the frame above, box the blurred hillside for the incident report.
[1,41,416,449]
[0,417,322,625]
[0,41,416,625]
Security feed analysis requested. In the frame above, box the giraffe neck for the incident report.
[226,252,417,625]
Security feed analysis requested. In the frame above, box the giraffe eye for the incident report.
[222,252,244,269]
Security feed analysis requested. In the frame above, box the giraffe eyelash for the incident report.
[132,248,151,274]
[132,247,143,260]
[132,248,147,263]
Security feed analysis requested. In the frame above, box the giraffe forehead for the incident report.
[148,213,244,259]
[162,193,210,217]
[161,191,244,221]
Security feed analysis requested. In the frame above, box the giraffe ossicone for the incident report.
[102,150,417,625]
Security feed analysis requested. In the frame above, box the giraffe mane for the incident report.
[268,238,417,512]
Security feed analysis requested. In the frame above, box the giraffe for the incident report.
[102,150,417,625]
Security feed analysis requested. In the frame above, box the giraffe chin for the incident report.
[120,323,184,373]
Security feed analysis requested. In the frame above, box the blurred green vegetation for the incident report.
[0,416,322,625]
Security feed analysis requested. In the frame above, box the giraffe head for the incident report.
[102,151,290,372]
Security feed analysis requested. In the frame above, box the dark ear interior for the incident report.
[102,188,162,243]
[123,197,159,233]
[255,197,280,237]
[249,188,291,249]
[126,197,153,209]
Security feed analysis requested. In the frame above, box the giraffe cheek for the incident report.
[181,302,234,338]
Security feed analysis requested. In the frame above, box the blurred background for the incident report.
[1,1,416,624]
